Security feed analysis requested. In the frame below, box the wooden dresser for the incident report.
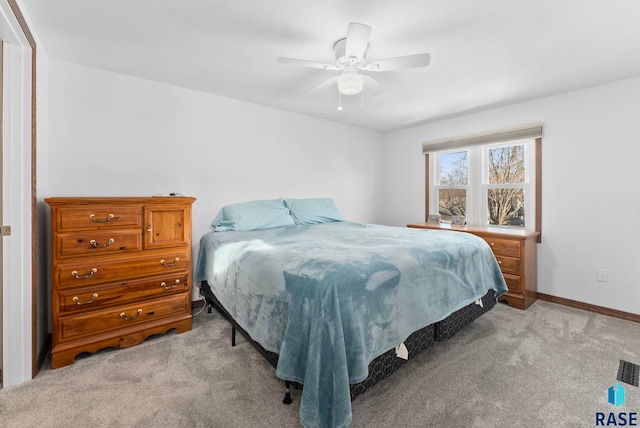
[45,196,196,368]
[407,223,539,310]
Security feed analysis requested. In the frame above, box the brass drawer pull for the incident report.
[160,279,181,290]
[160,257,180,267]
[89,213,114,223]
[71,268,98,279]
[120,309,143,321]
[490,242,495,246]
[497,260,502,265]
[73,293,99,305]
[90,238,115,248]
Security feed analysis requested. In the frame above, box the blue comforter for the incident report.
[195,222,507,428]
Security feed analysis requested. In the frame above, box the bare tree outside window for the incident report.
[439,152,467,186]
[438,152,467,221]
[487,145,525,226]
[439,189,466,221]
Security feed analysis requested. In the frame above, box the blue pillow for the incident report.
[284,198,345,225]
[212,199,295,231]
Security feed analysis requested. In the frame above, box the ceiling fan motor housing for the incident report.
[333,38,366,68]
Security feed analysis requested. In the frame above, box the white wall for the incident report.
[47,59,384,293]
[381,76,640,315]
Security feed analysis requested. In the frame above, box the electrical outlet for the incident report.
[597,268,609,283]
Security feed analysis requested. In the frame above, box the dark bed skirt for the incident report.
[433,289,496,341]
[199,281,494,401]
[349,322,434,400]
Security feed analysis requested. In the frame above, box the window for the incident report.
[424,124,541,236]
[436,151,468,223]
[486,143,527,226]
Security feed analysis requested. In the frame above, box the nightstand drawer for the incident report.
[495,256,519,275]
[56,229,142,258]
[58,206,142,231]
[483,238,520,258]
[59,273,190,313]
[57,250,190,288]
[58,293,190,341]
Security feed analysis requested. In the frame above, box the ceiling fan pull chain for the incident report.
[360,85,365,108]
[337,91,343,111]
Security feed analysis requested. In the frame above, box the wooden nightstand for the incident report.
[46,196,196,368]
[407,223,539,310]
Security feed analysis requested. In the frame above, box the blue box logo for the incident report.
[608,383,625,407]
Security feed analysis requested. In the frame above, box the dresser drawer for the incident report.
[57,206,142,231]
[58,293,190,341]
[56,250,190,288]
[59,273,189,313]
[56,230,142,258]
[483,237,520,258]
[503,273,521,292]
[495,256,520,275]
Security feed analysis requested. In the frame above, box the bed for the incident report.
[194,198,507,428]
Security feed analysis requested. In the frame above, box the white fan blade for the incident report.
[345,22,371,59]
[307,76,339,93]
[363,53,431,72]
[364,75,385,96]
[277,57,339,71]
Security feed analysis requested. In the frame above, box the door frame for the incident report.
[1,0,37,386]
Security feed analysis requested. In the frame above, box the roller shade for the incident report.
[422,122,542,153]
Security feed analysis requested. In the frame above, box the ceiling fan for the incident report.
[277,22,431,109]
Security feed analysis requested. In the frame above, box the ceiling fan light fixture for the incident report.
[337,71,364,95]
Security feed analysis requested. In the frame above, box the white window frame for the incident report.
[433,148,472,221]
[429,138,536,229]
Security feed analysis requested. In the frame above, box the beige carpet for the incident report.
[1,300,638,427]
